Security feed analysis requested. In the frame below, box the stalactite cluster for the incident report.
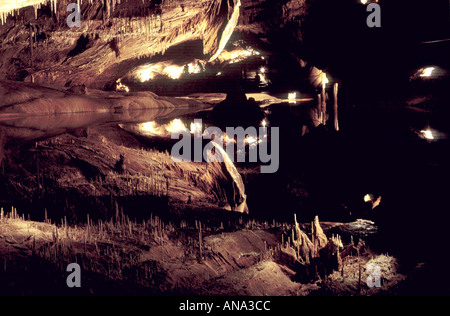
[0,0,149,26]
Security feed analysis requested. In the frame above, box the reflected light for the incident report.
[137,119,188,137]
[261,119,267,127]
[222,133,237,145]
[165,119,188,134]
[245,135,260,146]
[190,122,203,135]
[138,121,161,135]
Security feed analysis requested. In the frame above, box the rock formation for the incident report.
[311,215,327,257]
[0,0,244,88]
[280,214,350,281]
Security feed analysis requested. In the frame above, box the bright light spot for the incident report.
[361,0,368,4]
[364,194,373,202]
[261,119,267,127]
[165,119,188,134]
[260,67,266,74]
[421,129,434,140]
[163,65,184,80]
[116,79,130,93]
[137,119,188,137]
[245,135,261,148]
[222,133,237,145]
[135,64,161,82]
[420,67,435,78]
[216,72,222,76]
[190,122,203,135]
[322,74,329,88]
[133,59,206,82]
[288,92,296,103]
[138,121,161,135]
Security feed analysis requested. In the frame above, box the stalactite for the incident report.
[0,0,120,25]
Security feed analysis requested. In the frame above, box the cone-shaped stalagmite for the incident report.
[312,215,327,257]
[293,214,314,264]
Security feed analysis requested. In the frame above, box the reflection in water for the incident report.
[0,107,206,141]
[125,118,267,150]
[135,119,189,137]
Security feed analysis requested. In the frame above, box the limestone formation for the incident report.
[0,0,244,88]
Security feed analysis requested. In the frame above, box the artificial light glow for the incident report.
[245,135,261,146]
[322,74,329,88]
[164,65,184,80]
[137,119,188,137]
[261,119,267,127]
[135,63,162,82]
[116,79,130,93]
[138,121,162,135]
[260,67,266,74]
[165,119,189,134]
[361,0,368,4]
[421,129,434,140]
[420,67,435,77]
[364,194,373,202]
[221,133,237,145]
[133,59,206,82]
[190,122,203,135]
[216,72,222,76]
[288,92,296,104]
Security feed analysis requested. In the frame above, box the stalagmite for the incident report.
[29,24,34,68]
[312,215,327,257]
[333,83,339,131]
[293,214,314,263]
[316,94,322,127]
[321,84,327,125]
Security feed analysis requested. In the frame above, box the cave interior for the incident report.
[0,0,449,296]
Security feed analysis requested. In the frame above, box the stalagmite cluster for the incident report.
[280,214,347,280]
[0,1,127,25]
